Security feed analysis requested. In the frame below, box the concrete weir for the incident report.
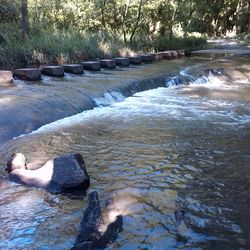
[42,66,64,77]
[0,70,13,86]
[81,61,101,71]
[0,50,190,142]
[63,64,84,74]
[14,68,41,81]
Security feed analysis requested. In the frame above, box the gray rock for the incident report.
[81,61,101,71]
[114,57,130,66]
[63,64,84,74]
[129,56,142,65]
[14,68,41,81]
[8,153,90,193]
[0,70,13,86]
[100,59,116,69]
[42,66,64,77]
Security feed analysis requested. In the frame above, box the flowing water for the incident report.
[0,58,250,249]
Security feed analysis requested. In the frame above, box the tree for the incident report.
[21,0,29,38]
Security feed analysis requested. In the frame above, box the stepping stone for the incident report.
[141,54,154,64]
[185,49,191,56]
[42,66,64,77]
[177,49,185,56]
[114,57,130,66]
[170,51,178,58]
[62,64,84,74]
[129,56,142,65]
[161,51,173,60]
[0,70,13,86]
[100,59,116,69]
[150,53,163,61]
[81,61,100,71]
[14,68,41,81]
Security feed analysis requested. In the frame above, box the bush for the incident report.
[154,35,207,51]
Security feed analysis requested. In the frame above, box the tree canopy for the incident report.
[0,0,249,42]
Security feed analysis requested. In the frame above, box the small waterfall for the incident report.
[93,91,126,107]
[165,67,225,87]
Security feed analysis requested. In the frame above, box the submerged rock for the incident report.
[72,191,123,250]
[7,153,90,193]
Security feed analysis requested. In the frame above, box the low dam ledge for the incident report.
[0,59,197,143]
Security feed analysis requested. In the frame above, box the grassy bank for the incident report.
[0,23,207,70]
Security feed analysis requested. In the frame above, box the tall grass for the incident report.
[0,22,208,69]
[0,23,132,69]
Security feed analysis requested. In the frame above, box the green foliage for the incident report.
[0,0,20,22]
[154,34,208,51]
[1,0,249,68]
[0,23,131,69]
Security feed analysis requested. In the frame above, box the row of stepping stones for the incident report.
[0,50,187,84]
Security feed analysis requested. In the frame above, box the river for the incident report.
[0,57,250,249]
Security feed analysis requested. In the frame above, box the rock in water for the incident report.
[6,153,26,173]
[7,153,90,193]
[72,191,123,250]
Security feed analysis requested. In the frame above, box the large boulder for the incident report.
[7,153,90,193]
[72,191,123,250]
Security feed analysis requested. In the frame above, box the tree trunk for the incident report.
[130,0,143,47]
[21,0,29,38]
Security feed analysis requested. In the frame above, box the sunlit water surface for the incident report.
[0,63,250,250]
